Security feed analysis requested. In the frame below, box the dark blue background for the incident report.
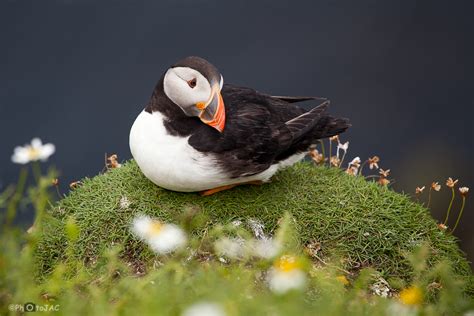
[1,0,472,265]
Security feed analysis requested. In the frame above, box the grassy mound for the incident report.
[36,160,472,288]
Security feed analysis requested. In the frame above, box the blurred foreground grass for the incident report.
[0,161,473,315]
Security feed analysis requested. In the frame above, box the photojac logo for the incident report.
[24,302,36,312]
[8,302,60,312]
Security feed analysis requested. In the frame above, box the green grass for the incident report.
[36,160,472,292]
[2,160,473,315]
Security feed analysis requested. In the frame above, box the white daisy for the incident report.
[249,238,281,259]
[345,156,361,176]
[336,141,349,159]
[348,156,361,168]
[267,255,306,294]
[131,215,186,254]
[182,302,226,316]
[214,237,246,259]
[11,138,55,164]
[459,186,469,197]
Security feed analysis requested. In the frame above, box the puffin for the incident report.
[130,56,350,195]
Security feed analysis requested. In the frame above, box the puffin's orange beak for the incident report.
[196,85,226,132]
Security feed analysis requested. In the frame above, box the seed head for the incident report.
[415,186,425,195]
[368,156,380,170]
[431,182,441,192]
[446,177,458,188]
[437,223,448,231]
[379,169,390,178]
[309,149,324,164]
[330,156,341,167]
[459,187,469,197]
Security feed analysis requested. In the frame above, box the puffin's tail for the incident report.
[282,100,351,144]
[310,114,351,140]
[274,101,350,160]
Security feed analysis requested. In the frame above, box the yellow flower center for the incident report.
[146,221,163,237]
[274,255,300,272]
[399,286,423,305]
[336,275,350,285]
[27,146,41,160]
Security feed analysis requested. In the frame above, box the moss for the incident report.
[36,160,472,291]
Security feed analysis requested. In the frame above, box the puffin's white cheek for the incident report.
[163,67,213,112]
[164,71,191,106]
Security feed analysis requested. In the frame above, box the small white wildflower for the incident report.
[214,237,245,259]
[386,302,417,316]
[218,257,227,263]
[131,215,186,254]
[268,255,306,294]
[336,141,349,158]
[348,156,361,168]
[119,196,131,209]
[345,157,361,176]
[370,277,393,298]
[231,219,242,227]
[182,302,226,316]
[11,138,55,164]
[250,238,281,259]
[459,186,469,197]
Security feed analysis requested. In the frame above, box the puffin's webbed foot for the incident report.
[199,180,265,196]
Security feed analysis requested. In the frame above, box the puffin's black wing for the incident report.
[278,100,330,146]
[188,84,350,178]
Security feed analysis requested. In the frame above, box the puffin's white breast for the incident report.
[129,110,228,192]
[129,110,305,192]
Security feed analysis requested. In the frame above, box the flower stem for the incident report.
[329,141,332,168]
[55,185,62,199]
[319,140,326,166]
[31,162,42,184]
[443,187,455,225]
[340,152,347,168]
[451,197,466,233]
[427,188,432,209]
[364,175,380,179]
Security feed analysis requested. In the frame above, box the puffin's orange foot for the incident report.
[200,184,238,196]
[199,180,266,196]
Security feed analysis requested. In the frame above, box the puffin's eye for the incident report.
[187,78,197,89]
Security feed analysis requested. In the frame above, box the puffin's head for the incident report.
[162,56,225,132]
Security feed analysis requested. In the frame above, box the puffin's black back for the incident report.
[186,84,350,178]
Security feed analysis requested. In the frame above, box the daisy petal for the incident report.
[131,215,152,239]
[12,150,30,164]
[39,143,56,161]
[31,138,43,149]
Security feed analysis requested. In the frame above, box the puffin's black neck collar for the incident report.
[145,78,202,136]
